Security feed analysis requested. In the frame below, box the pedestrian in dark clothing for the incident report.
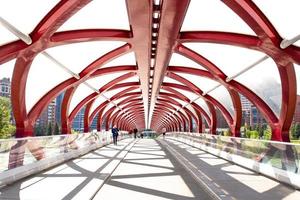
[133,128,138,139]
[112,125,119,145]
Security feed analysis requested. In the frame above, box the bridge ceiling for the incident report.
[0,0,300,141]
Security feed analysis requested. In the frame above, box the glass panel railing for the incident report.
[167,132,300,175]
[0,131,128,173]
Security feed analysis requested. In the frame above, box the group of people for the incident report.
[111,125,168,145]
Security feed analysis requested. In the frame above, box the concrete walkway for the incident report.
[0,139,211,200]
[1,138,299,200]
[162,138,300,200]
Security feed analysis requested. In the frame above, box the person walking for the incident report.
[162,127,166,139]
[133,128,138,139]
[112,125,119,145]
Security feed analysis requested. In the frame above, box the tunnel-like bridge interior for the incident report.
[1,0,300,199]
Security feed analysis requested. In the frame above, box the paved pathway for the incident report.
[1,138,299,200]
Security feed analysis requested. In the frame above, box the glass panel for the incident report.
[183,43,265,77]
[171,88,199,101]
[102,103,115,115]
[295,64,300,95]
[0,132,129,173]
[69,83,94,115]
[194,98,211,117]
[167,132,300,188]
[0,59,15,79]
[0,25,19,46]
[85,72,126,90]
[0,0,59,36]
[102,52,136,68]
[169,53,207,70]
[209,85,235,117]
[89,96,106,117]
[253,0,300,47]
[174,72,219,93]
[181,0,255,35]
[46,41,125,74]
[118,75,139,84]
[235,58,281,117]
[103,87,128,99]
[26,53,72,112]
[58,0,130,31]
[186,104,198,119]
[163,76,184,85]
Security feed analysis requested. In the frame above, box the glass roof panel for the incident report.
[102,103,115,115]
[209,85,235,117]
[103,87,129,99]
[46,41,125,74]
[102,52,136,68]
[118,75,139,84]
[85,72,126,90]
[89,96,106,117]
[169,53,207,70]
[235,58,282,116]
[174,72,219,93]
[58,0,130,31]
[183,43,265,77]
[0,25,19,46]
[0,0,59,38]
[253,0,300,47]
[163,76,184,85]
[194,98,211,117]
[295,64,300,95]
[0,59,15,79]
[26,53,72,112]
[171,88,199,101]
[181,0,255,35]
[186,104,197,119]
[69,83,94,115]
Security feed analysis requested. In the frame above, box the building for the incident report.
[36,99,56,127]
[72,107,85,132]
[293,95,300,124]
[0,78,11,98]
[250,105,266,128]
[55,93,64,125]
[216,108,228,129]
[240,94,252,127]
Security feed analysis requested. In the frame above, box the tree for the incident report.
[263,126,272,140]
[293,123,300,139]
[47,122,53,136]
[54,123,60,135]
[0,97,15,138]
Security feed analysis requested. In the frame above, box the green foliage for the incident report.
[71,129,80,134]
[291,123,300,139]
[223,129,232,136]
[0,97,16,139]
[263,127,272,140]
[245,130,259,139]
[54,123,60,135]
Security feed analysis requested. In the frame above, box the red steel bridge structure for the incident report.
[0,0,300,142]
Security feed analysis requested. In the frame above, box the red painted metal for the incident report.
[1,0,299,141]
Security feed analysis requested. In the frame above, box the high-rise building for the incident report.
[216,108,228,129]
[36,99,56,126]
[0,78,11,98]
[72,107,85,132]
[55,93,64,125]
[250,105,266,127]
[240,94,252,126]
[293,95,300,124]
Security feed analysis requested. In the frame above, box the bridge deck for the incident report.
[0,138,299,200]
